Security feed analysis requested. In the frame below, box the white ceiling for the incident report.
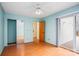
[1,2,79,18]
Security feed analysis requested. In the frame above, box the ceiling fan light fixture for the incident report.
[35,9,42,15]
[35,4,43,15]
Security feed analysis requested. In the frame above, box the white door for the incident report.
[17,20,24,44]
[59,16,74,49]
[75,14,79,50]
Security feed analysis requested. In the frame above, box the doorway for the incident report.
[8,19,16,45]
[33,22,39,43]
[33,21,45,43]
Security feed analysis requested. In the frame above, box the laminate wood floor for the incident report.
[1,42,79,56]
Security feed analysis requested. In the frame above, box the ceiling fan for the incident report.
[35,4,43,15]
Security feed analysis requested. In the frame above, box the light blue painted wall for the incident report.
[0,4,4,54]
[43,5,79,45]
[4,13,40,46]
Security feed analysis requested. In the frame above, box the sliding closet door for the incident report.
[75,14,79,51]
[59,16,75,50]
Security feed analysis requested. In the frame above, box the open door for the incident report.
[17,20,24,44]
[39,21,45,42]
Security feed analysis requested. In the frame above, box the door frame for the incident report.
[56,18,60,47]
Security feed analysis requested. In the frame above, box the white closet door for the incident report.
[59,16,74,46]
[76,14,79,50]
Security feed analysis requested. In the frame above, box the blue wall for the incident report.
[4,13,40,46]
[0,4,4,54]
[43,5,79,45]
